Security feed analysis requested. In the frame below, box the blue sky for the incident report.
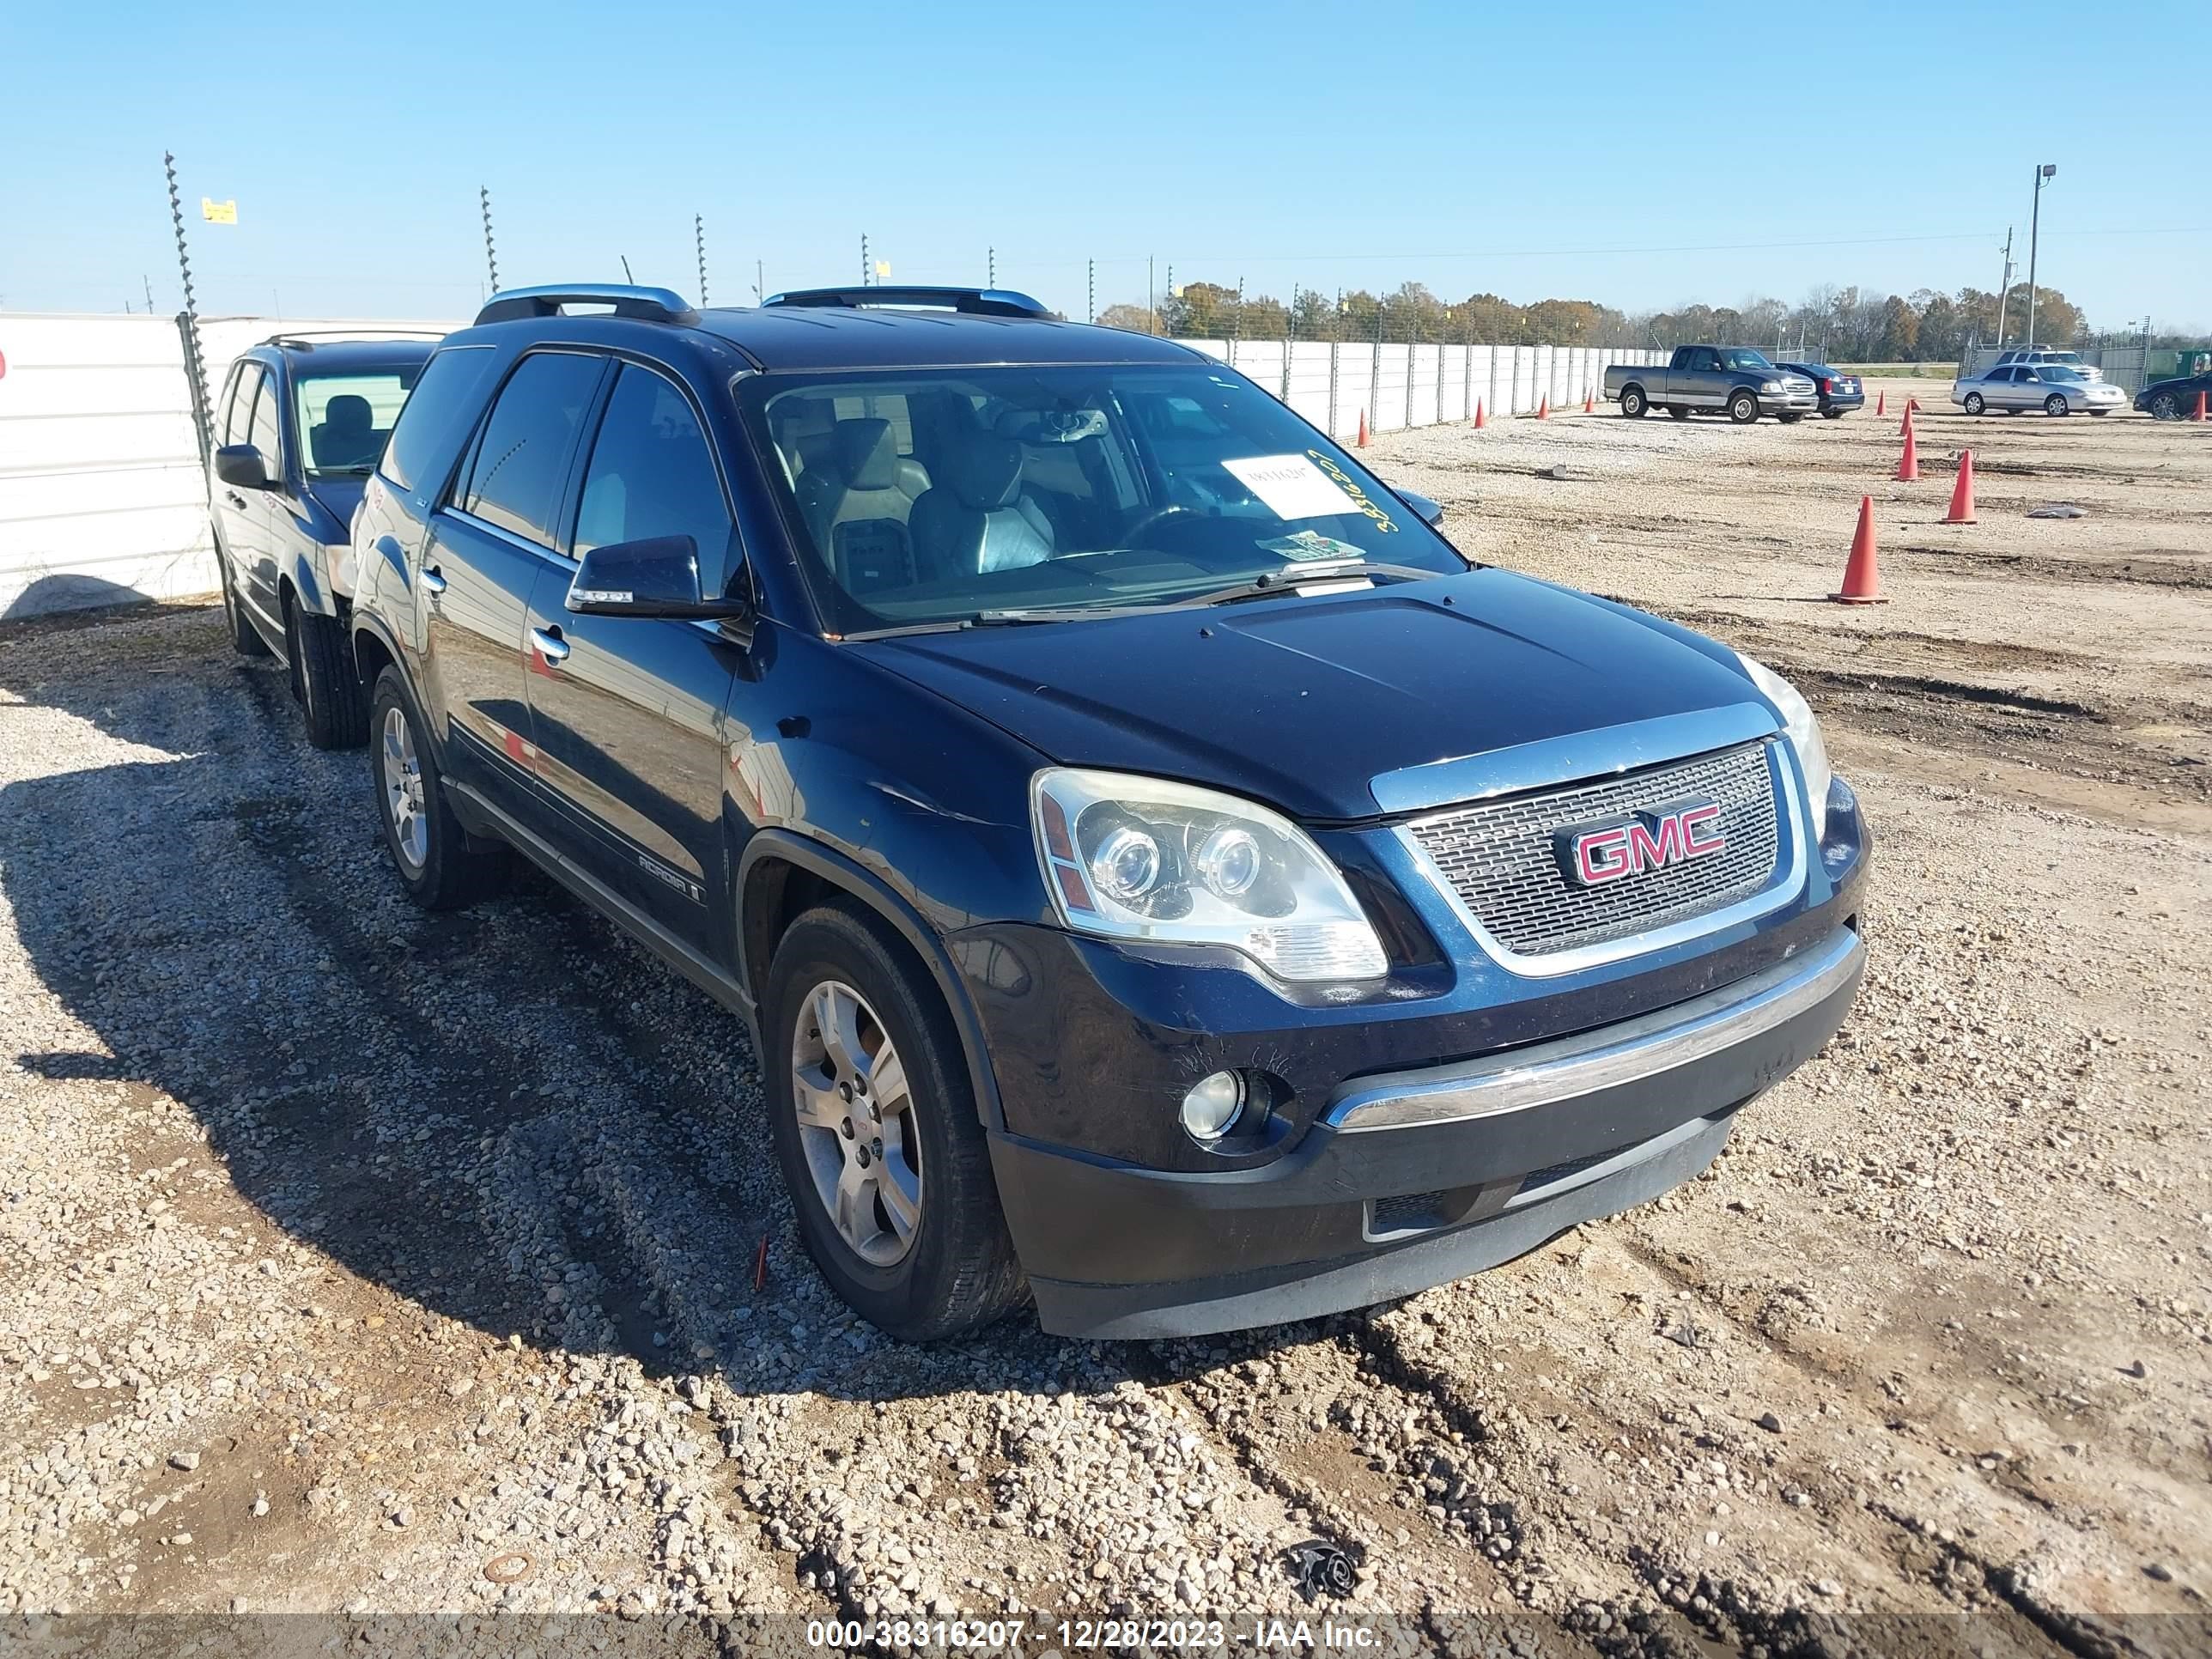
[5,0,2205,330]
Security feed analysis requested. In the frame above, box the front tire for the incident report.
[1821,409,1844,419]
[765,902,1024,1341]
[1778,412,1805,424]
[2151,392,2184,421]
[1963,392,1985,416]
[288,605,369,749]
[1619,386,1647,418]
[1728,391,1759,424]
[2045,393,2069,416]
[368,666,509,910]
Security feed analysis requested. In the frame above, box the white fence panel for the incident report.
[1285,341,1333,430]
[1334,344,1373,439]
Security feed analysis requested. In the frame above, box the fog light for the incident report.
[1181,1070,1246,1142]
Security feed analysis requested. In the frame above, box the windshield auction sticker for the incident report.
[1221,453,1365,521]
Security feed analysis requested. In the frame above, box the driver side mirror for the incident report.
[565,535,753,624]
[214,444,275,489]
[1398,489,1445,529]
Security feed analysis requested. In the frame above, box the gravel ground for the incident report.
[1,381,2207,1657]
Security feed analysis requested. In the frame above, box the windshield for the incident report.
[1717,349,1775,371]
[741,364,1469,634]
[293,368,422,477]
[2040,367,2085,381]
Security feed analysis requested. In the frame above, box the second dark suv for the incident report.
[349,283,1869,1341]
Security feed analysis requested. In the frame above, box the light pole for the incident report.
[2025,163,2056,345]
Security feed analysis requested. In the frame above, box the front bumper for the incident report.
[1761,391,1821,416]
[995,924,1865,1339]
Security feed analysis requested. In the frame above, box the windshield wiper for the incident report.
[1166,562,1444,610]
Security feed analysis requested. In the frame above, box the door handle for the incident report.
[224,490,247,509]
[419,566,447,595]
[530,626,570,665]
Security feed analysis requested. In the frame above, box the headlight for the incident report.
[1032,769,1388,982]
[1759,380,1784,394]
[1735,653,1832,842]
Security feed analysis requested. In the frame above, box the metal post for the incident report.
[1328,289,1340,436]
[988,246,996,287]
[1086,259,1094,324]
[1994,228,2014,348]
[2025,164,2055,346]
[861,234,870,288]
[143,275,155,313]
[755,259,764,304]
[479,186,498,291]
[1463,327,1472,421]
[164,153,211,468]
[1368,302,1382,433]
[695,214,708,306]
[1147,255,1155,335]
[1230,276,1244,369]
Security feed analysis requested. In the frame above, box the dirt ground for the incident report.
[1,380,2207,1658]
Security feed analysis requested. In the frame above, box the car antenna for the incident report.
[621,255,635,283]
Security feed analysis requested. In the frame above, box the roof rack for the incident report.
[762,286,1053,320]
[259,328,449,349]
[473,284,700,328]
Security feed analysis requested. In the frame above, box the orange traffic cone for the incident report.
[1357,409,1370,448]
[1474,399,1486,430]
[1833,496,1887,604]
[1896,412,1919,482]
[1907,397,1920,415]
[1945,450,1977,524]
[1536,397,1549,420]
[1875,389,1887,417]
[2196,390,2209,422]
[1583,390,1595,414]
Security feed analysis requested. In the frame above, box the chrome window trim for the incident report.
[1395,736,1808,979]
[1326,926,1863,1133]
[1368,701,1778,816]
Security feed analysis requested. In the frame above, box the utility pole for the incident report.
[695,214,708,306]
[1993,228,2014,347]
[2026,163,2057,346]
[479,186,498,291]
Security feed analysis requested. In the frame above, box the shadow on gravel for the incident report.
[0,613,1188,1409]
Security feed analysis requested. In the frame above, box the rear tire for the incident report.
[1963,392,1985,416]
[1728,391,1759,424]
[1619,386,1647,418]
[368,665,510,910]
[1820,410,1844,419]
[289,605,369,750]
[764,901,1024,1342]
[1778,412,1805,424]
[216,543,270,657]
[2150,392,2183,421]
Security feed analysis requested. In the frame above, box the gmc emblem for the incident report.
[1556,799,1726,888]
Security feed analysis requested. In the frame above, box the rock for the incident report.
[1756,1412,1784,1433]
[168,1450,201,1472]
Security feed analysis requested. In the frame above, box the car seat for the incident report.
[908,436,1054,578]
[311,393,380,470]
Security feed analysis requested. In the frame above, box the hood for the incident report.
[301,477,366,542]
[859,569,1765,821]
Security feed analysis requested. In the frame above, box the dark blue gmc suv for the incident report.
[347,283,1869,1341]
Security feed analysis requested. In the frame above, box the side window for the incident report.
[247,370,284,469]
[459,352,606,547]
[381,345,497,494]
[574,365,738,589]
[1688,349,1717,372]
[222,363,261,445]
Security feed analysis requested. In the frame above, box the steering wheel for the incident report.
[1121,503,1200,545]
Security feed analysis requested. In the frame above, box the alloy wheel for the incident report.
[380,706,429,871]
[790,980,922,1267]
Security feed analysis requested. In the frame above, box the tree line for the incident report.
[1092,276,2158,362]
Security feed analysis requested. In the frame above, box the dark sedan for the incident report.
[1778,362,1864,419]
[2136,372,2212,421]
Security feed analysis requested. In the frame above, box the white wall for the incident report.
[0,312,459,619]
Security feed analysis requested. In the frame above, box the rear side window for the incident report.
[574,365,737,587]
[459,352,605,547]
[246,371,283,467]
[222,363,261,445]
[380,344,496,494]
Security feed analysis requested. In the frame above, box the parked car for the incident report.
[1777,362,1864,419]
[1992,347,2100,379]
[2136,371,2212,421]
[1602,347,1820,423]
[210,334,441,745]
[1952,363,2126,417]
[349,283,1869,1341]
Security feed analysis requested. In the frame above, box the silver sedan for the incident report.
[1953,365,2128,417]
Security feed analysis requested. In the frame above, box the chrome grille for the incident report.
[1409,741,1780,959]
